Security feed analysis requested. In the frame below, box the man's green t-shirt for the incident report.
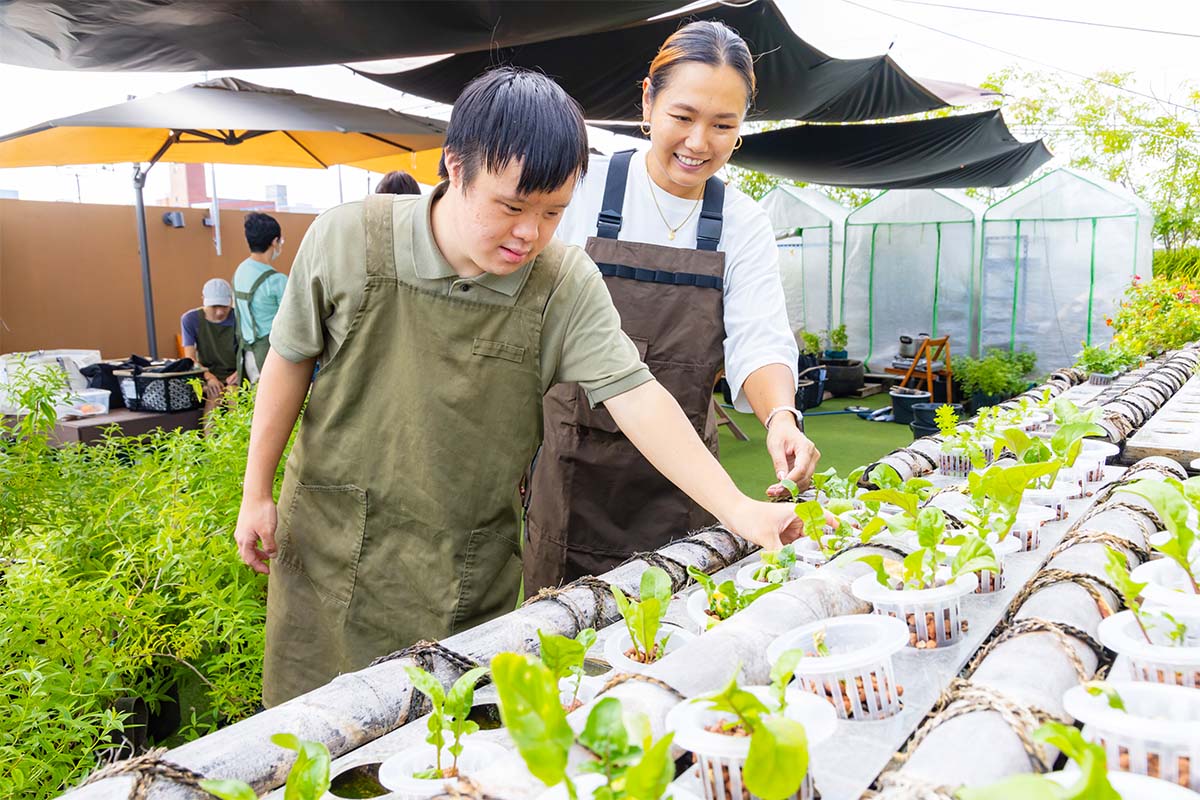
[232,257,288,344]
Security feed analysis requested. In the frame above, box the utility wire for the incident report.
[883,0,1200,40]
[838,0,1200,116]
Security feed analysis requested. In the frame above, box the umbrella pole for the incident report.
[132,165,159,359]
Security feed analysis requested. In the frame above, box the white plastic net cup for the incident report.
[378,741,509,800]
[735,560,818,591]
[1011,506,1056,551]
[1025,484,1069,521]
[1058,465,1088,500]
[766,615,909,721]
[941,536,1020,594]
[1079,439,1120,483]
[851,574,975,648]
[666,688,836,800]
[1131,560,1200,617]
[1046,770,1200,799]
[1098,610,1200,689]
[1063,681,1200,791]
[603,624,696,675]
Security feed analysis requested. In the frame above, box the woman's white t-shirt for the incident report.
[556,150,798,413]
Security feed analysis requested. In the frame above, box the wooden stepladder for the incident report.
[713,370,749,442]
[886,335,954,403]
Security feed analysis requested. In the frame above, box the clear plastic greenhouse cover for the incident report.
[842,189,984,370]
[760,185,849,337]
[980,168,1154,371]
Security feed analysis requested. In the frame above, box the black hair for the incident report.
[646,21,756,110]
[244,212,282,253]
[375,170,421,195]
[437,67,588,194]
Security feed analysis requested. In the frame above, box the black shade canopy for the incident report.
[356,0,996,122]
[727,110,1053,189]
[0,0,687,71]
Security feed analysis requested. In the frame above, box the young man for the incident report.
[179,277,238,415]
[234,67,809,707]
[232,212,288,382]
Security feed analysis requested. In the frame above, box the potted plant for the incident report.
[665,667,837,800]
[954,349,1035,410]
[736,544,818,590]
[853,508,988,648]
[377,665,507,798]
[604,567,695,673]
[766,615,909,721]
[1075,343,1139,386]
[818,325,865,397]
[687,566,781,632]
[539,628,600,713]
[491,652,680,800]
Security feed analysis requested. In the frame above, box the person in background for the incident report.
[375,170,421,195]
[524,21,819,595]
[180,278,239,415]
[232,212,287,383]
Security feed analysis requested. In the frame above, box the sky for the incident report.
[0,0,1196,210]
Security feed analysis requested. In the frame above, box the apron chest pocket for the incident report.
[472,338,526,363]
[277,482,367,608]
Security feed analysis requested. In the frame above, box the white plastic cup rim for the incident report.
[1130,560,1200,614]
[735,560,818,591]
[665,686,837,761]
[765,614,910,674]
[603,624,697,671]
[1097,610,1200,665]
[1046,770,1199,799]
[1062,680,1200,745]
[850,572,977,605]
[378,740,509,796]
[1014,506,1057,526]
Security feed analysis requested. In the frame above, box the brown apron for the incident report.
[524,150,726,594]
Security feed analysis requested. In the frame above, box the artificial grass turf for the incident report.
[716,392,914,497]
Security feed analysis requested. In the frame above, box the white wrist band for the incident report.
[765,406,802,430]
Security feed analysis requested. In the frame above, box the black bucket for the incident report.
[889,388,931,425]
[911,402,965,428]
[909,420,939,441]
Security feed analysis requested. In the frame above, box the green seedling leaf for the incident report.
[776,478,799,499]
[1102,547,1145,614]
[622,730,676,800]
[1117,479,1199,588]
[1083,682,1127,712]
[1050,422,1106,467]
[954,774,1068,800]
[859,489,918,521]
[794,500,827,535]
[699,667,769,728]
[641,567,673,605]
[445,666,488,767]
[914,507,947,549]
[768,648,805,711]
[743,715,809,800]
[491,653,574,788]
[271,733,332,800]
[578,697,630,762]
[539,631,587,683]
[949,533,999,581]
[198,780,259,800]
[870,463,903,490]
[1035,722,1120,800]
[856,554,894,588]
[859,515,888,542]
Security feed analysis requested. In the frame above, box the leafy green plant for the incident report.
[934,405,990,467]
[404,665,489,778]
[860,508,997,590]
[539,628,598,710]
[201,734,331,800]
[1052,397,1104,428]
[953,350,1035,399]
[750,545,798,585]
[611,568,674,663]
[828,324,849,351]
[794,498,886,559]
[811,466,867,500]
[1074,344,1138,375]
[688,566,779,627]
[963,462,1062,540]
[492,653,674,800]
[954,721,1118,800]
[1110,275,1200,356]
[799,331,822,356]
[1083,682,1128,712]
[768,649,806,711]
[1114,478,1200,593]
[694,669,810,800]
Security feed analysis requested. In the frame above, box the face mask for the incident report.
[270,240,283,261]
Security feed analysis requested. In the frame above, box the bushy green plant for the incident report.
[828,324,848,351]
[0,378,285,799]
[953,349,1036,399]
[859,507,997,590]
[798,331,822,356]
[1110,274,1200,356]
[1073,344,1139,375]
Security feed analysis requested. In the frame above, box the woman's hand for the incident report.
[765,415,820,498]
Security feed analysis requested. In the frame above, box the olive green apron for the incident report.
[262,193,564,706]
[234,268,276,383]
[194,310,239,381]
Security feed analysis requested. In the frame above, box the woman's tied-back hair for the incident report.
[646,20,757,110]
[438,67,589,195]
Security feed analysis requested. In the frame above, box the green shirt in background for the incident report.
[232,257,288,344]
[270,188,652,407]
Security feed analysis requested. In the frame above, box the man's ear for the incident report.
[443,149,463,189]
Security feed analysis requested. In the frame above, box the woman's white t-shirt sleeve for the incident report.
[556,152,798,414]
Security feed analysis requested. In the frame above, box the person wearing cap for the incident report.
[180,278,239,413]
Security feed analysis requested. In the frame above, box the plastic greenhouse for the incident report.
[759,185,848,338]
[842,189,984,370]
[979,168,1154,370]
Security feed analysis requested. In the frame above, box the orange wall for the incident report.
[0,199,315,358]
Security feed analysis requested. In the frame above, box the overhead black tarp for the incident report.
[726,110,1053,189]
[0,0,686,71]
[356,0,996,123]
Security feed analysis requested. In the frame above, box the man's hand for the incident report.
[225,372,240,386]
[235,495,278,574]
[765,415,820,498]
[203,373,224,400]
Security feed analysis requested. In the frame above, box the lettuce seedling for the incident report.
[935,405,991,468]
[1053,397,1104,428]
[492,653,576,796]
[954,721,1119,800]
[688,565,780,627]
[577,698,676,800]
[405,664,489,778]
[963,462,1062,539]
[1083,681,1127,712]
[812,466,867,499]
[996,422,1104,471]
[750,544,797,585]
[696,668,810,800]
[1115,478,1200,594]
[1102,547,1190,645]
[860,507,997,590]
[795,497,888,558]
[539,628,599,710]
[611,567,674,663]
[201,734,331,800]
[868,463,933,499]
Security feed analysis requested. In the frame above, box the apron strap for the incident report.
[595,150,636,240]
[235,268,275,343]
[364,194,396,279]
[518,239,569,314]
[594,150,725,250]
[594,262,723,291]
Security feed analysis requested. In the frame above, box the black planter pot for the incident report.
[910,420,939,440]
[820,358,865,397]
[890,387,931,425]
[912,402,965,428]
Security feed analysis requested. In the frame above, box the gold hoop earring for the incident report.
[640,121,651,137]
[733,135,743,151]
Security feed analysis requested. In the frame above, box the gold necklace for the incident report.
[646,168,703,241]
